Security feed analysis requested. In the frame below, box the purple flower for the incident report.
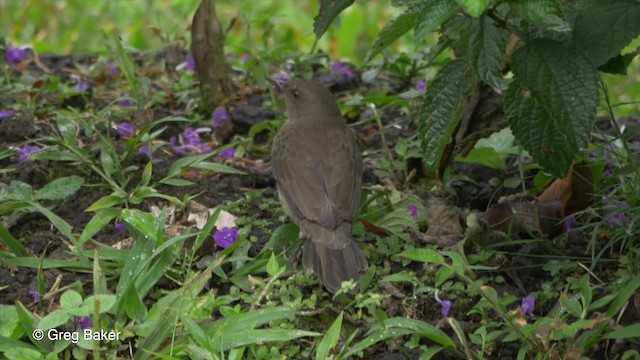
[606,212,627,228]
[563,215,577,232]
[170,128,211,155]
[116,122,134,137]
[29,290,40,302]
[331,62,353,80]
[273,74,290,84]
[77,316,92,329]
[185,56,195,71]
[416,80,426,92]
[217,147,235,159]
[114,223,125,231]
[213,227,239,248]
[520,296,535,316]
[108,63,119,74]
[0,109,14,120]
[437,299,451,318]
[212,106,231,129]
[16,144,40,162]
[120,95,134,107]
[407,204,418,220]
[240,54,250,63]
[76,79,91,92]
[5,45,26,64]
[138,145,152,157]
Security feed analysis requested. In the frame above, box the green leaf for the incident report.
[215,329,320,351]
[573,0,640,67]
[60,290,83,309]
[315,312,343,360]
[455,147,507,171]
[0,305,20,338]
[140,161,152,187]
[82,294,116,315]
[505,40,599,177]
[468,16,508,89]
[398,248,445,264]
[35,176,84,201]
[0,223,27,257]
[121,209,159,243]
[414,0,459,40]
[510,0,570,32]
[4,181,33,201]
[419,58,476,169]
[100,148,116,178]
[604,324,640,339]
[366,2,427,62]
[313,0,355,39]
[455,0,488,17]
[38,311,70,331]
[31,150,82,162]
[56,115,78,145]
[191,161,246,175]
[85,194,125,212]
[159,178,194,186]
[79,208,121,244]
[265,253,279,277]
[263,223,299,253]
[29,202,77,245]
[130,186,158,204]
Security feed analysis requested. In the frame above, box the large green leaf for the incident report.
[505,40,599,177]
[313,0,355,39]
[455,0,488,17]
[366,2,429,62]
[510,0,570,32]
[573,0,640,67]
[468,15,508,88]
[419,58,476,169]
[35,176,84,201]
[414,0,459,40]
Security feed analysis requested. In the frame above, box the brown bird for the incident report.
[270,78,368,293]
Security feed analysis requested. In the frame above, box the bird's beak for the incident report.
[266,78,282,92]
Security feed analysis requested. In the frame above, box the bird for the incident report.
[269,78,368,293]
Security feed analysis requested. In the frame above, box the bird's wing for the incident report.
[272,126,362,230]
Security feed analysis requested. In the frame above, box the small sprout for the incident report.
[16,144,40,162]
[212,106,231,129]
[331,61,353,80]
[416,80,426,92]
[213,227,239,248]
[407,204,418,220]
[217,147,235,159]
[116,122,134,137]
[520,296,535,316]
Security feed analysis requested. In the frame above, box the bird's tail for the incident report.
[301,222,368,293]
